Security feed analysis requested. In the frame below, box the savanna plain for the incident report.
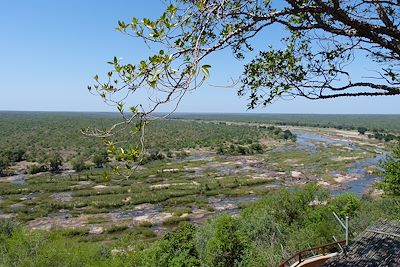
[0,112,399,266]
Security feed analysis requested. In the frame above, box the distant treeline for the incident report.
[172,113,400,141]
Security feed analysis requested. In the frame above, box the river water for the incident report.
[293,130,385,195]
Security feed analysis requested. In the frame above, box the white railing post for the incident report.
[345,216,349,246]
[333,212,349,246]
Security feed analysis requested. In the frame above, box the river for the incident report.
[293,130,385,195]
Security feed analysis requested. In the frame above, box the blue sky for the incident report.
[1,0,399,114]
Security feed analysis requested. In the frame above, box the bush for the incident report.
[162,215,190,226]
[196,214,248,267]
[93,150,108,168]
[105,225,128,234]
[0,220,107,267]
[0,219,19,238]
[357,127,368,135]
[329,193,361,217]
[236,145,249,155]
[47,153,62,171]
[250,142,263,153]
[28,164,48,174]
[139,222,200,266]
[0,156,10,175]
[215,142,265,156]
[138,221,153,228]
[283,129,296,141]
[380,142,400,195]
[71,157,88,172]
[5,148,26,162]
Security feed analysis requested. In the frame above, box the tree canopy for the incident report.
[88,0,400,169]
[90,0,400,112]
[0,157,10,176]
[380,142,400,195]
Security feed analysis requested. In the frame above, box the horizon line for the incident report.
[1,110,400,116]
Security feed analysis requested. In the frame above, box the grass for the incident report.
[137,221,153,228]
[105,225,129,234]
[60,228,90,237]
[162,215,190,226]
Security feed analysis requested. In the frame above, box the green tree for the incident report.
[0,156,10,176]
[329,193,361,217]
[196,215,248,267]
[146,222,200,266]
[250,143,263,153]
[357,127,368,135]
[92,150,108,168]
[5,148,25,162]
[71,157,88,172]
[48,153,62,172]
[28,164,47,175]
[380,142,400,195]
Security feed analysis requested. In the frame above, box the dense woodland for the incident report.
[173,114,400,141]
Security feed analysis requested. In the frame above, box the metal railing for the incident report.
[279,240,346,267]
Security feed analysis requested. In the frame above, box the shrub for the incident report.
[142,151,166,164]
[138,221,153,228]
[5,148,26,162]
[71,157,88,172]
[162,215,189,226]
[92,150,108,168]
[60,228,89,237]
[252,142,264,153]
[0,156,10,175]
[196,214,248,267]
[329,193,361,217]
[357,127,368,135]
[28,164,47,174]
[0,219,19,238]
[105,225,129,234]
[141,222,201,266]
[236,145,249,155]
[47,153,62,171]
[380,142,400,195]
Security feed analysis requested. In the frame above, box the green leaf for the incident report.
[132,122,143,133]
[117,102,124,112]
[149,80,157,88]
[131,17,138,28]
[201,65,211,77]
[130,106,137,114]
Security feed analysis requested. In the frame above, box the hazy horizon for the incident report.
[1,110,400,116]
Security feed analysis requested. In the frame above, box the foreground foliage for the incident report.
[1,186,399,267]
[381,142,400,195]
